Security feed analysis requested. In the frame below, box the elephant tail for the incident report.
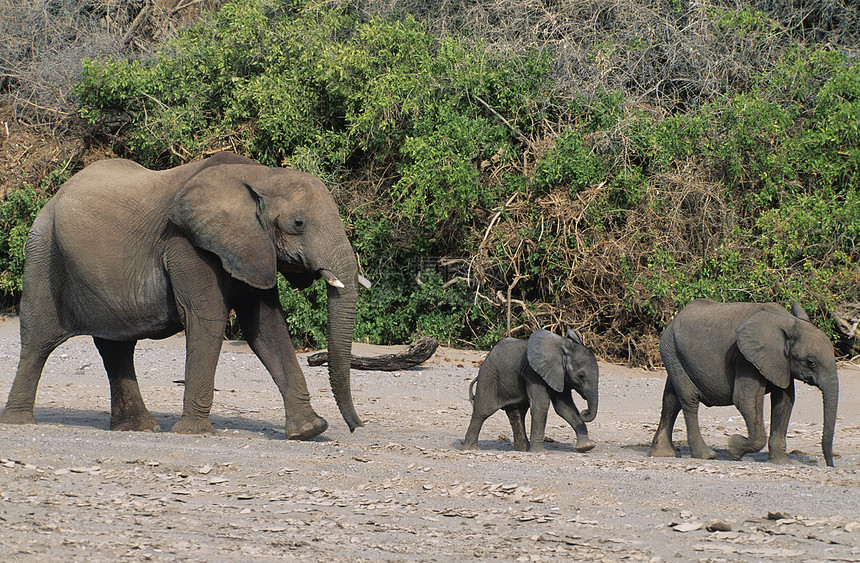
[468,377,478,402]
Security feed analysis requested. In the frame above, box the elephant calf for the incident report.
[650,299,839,466]
[463,329,599,452]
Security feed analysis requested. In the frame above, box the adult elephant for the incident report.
[0,151,363,440]
[649,299,839,466]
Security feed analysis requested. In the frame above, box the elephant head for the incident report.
[526,329,599,422]
[736,303,839,466]
[168,161,363,432]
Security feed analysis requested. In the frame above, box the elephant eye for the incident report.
[806,356,817,368]
[281,215,305,234]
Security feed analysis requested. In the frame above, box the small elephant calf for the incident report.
[463,329,599,452]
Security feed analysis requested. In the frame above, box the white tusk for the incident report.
[358,274,371,289]
[320,269,345,288]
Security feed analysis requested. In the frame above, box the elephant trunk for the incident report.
[581,395,598,423]
[324,260,363,432]
[820,374,839,467]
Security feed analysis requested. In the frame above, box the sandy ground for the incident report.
[0,315,858,562]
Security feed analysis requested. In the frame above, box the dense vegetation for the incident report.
[2,0,859,364]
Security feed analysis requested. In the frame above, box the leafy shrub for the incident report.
[61,0,860,361]
[0,185,50,298]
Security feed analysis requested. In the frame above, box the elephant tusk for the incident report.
[358,274,371,289]
[320,270,345,289]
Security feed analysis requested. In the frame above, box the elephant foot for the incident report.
[528,441,546,453]
[171,416,218,435]
[649,438,679,458]
[575,438,596,452]
[0,409,37,425]
[728,434,755,461]
[285,415,328,441]
[767,452,791,465]
[690,445,717,460]
[111,415,161,433]
[462,439,479,450]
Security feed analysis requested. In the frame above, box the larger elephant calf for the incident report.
[0,151,363,440]
[649,299,839,466]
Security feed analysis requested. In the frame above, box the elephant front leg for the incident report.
[551,395,595,452]
[171,316,226,436]
[94,338,159,432]
[235,291,327,441]
[728,370,768,461]
[766,382,795,464]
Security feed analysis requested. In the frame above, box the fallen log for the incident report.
[307,336,439,371]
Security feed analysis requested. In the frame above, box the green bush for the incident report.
[75,0,554,348]
[64,0,860,361]
[0,185,50,298]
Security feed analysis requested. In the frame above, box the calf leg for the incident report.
[551,394,595,452]
[728,367,768,461]
[649,378,682,457]
[504,404,530,451]
[767,381,795,464]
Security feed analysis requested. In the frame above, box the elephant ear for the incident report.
[790,301,812,322]
[527,329,566,393]
[566,329,584,345]
[169,164,277,289]
[735,312,792,389]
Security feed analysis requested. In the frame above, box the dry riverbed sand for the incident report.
[0,315,858,562]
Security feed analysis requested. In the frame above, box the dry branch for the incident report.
[834,302,860,359]
[307,337,439,371]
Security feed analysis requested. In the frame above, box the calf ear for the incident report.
[527,329,566,393]
[736,312,792,389]
[790,302,811,322]
[566,329,583,345]
[169,164,277,289]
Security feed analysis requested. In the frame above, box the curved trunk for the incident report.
[581,395,598,423]
[325,262,363,432]
[820,374,839,467]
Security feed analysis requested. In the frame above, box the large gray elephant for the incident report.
[463,329,599,452]
[0,151,363,440]
[649,299,839,466]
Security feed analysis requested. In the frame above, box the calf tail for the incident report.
[468,377,478,402]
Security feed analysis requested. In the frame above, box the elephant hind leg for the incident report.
[649,378,682,458]
[681,401,717,460]
[463,410,491,450]
[93,338,160,432]
[0,323,69,424]
[0,349,53,424]
[504,405,530,451]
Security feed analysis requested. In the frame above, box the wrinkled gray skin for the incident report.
[650,299,839,466]
[463,329,599,452]
[0,152,362,440]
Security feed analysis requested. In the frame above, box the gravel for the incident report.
[0,315,858,561]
